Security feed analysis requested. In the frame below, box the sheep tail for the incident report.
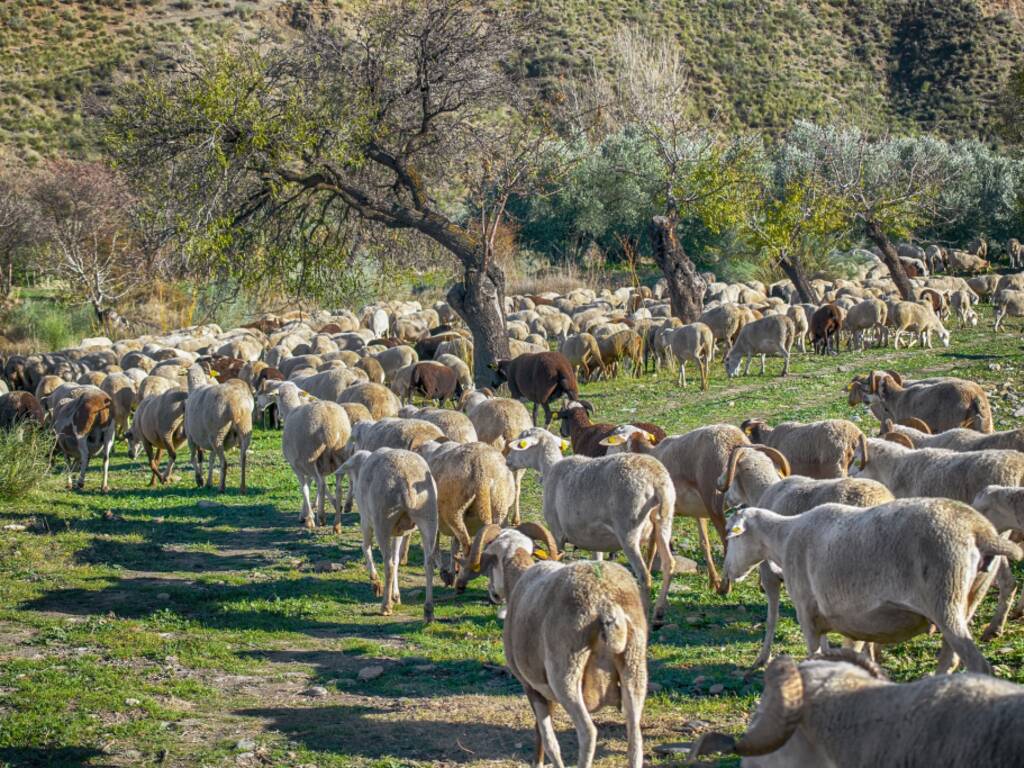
[598,603,630,655]
[978,529,1024,562]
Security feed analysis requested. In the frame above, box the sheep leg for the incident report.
[622,531,653,618]
[144,443,159,487]
[994,307,1005,331]
[417,515,437,623]
[99,428,114,493]
[315,475,329,527]
[332,470,344,533]
[751,561,782,669]
[759,353,766,375]
[511,469,524,526]
[162,447,177,484]
[981,559,1018,641]
[524,688,563,768]
[652,514,674,626]
[191,444,204,488]
[379,535,395,614]
[390,536,403,604]
[399,533,412,565]
[296,471,314,528]
[215,445,228,493]
[893,329,903,349]
[532,401,540,426]
[542,402,554,427]
[554,682,597,768]
[361,516,382,597]
[677,361,686,387]
[616,652,645,768]
[205,446,215,489]
[239,431,250,495]
[780,346,790,376]
[700,357,709,392]
[935,602,991,675]
[742,354,752,376]
[696,517,722,592]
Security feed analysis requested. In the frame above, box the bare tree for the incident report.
[582,28,758,321]
[108,1,543,384]
[29,160,143,331]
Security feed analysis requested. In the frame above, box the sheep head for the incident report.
[455,522,560,599]
[740,418,769,443]
[688,655,804,760]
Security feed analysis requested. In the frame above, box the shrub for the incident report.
[0,426,52,502]
[4,299,94,352]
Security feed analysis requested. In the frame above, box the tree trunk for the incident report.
[865,219,914,300]
[649,215,706,323]
[779,252,816,303]
[446,258,510,388]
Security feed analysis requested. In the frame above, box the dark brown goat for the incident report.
[410,361,463,406]
[557,400,667,457]
[414,333,463,360]
[490,351,580,426]
[811,303,843,356]
[0,391,44,428]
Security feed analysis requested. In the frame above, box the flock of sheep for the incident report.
[3,241,1024,766]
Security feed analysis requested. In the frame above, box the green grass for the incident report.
[2,307,1024,766]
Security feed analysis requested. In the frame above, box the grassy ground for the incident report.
[2,309,1024,768]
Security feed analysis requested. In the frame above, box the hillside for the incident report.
[1,0,1023,161]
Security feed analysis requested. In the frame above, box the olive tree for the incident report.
[781,122,958,300]
[107,1,542,385]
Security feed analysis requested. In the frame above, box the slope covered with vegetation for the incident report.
[1,0,1023,161]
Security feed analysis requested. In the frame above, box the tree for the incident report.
[746,170,850,303]
[0,164,35,299]
[107,1,537,385]
[781,122,958,300]
[586,28,759,321]
[28,160,145,331]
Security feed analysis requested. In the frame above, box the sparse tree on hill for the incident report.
[107,0,546,385]
[0,165,35,299]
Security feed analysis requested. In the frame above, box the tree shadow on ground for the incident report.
[0,746,108,768]
[235,702,632,764]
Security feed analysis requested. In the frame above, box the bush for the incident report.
[0,426,52,502]
[4,299,94,352]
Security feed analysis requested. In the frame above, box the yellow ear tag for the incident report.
[845,383,852,392]
[210,370,220,378]
[518,439,529,449]
[729,524,744,537]
[533,549,549,560]
[559,439,570,452]
[603,435,622,446]
[646,432,656,443]
[472,563,481,572]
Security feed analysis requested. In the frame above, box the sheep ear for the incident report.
[727,519,746,539]
[510,436,539,451]
[599,434,624,446]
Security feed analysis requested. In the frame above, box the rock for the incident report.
[121,750,142,761]
[124,698,140,706]
[152,517,165,524]
[685,614,702,625]
[693,675,706,686]
[654,742,695,756]
[647,681,662,694]
[678,719,710,734]
[305,686,329,698]
[412,664,436,672]
[708,683,725,695]
[999,646,1014,655]
[235,738,256,752]
[673,555,698,574]
[312,561,342,573]
[990,362,1003,371]
[236,752,254,763]
[2,524,26,531]
[357,665,384,682]
[197,500,218,509]
[156,592,170,601]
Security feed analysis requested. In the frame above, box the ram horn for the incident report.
[717,444,748,493]
[455,524,503,592]
[516,521,561,561]
[751,445,791,478]
[898,416,932,434]
[883,431,915,449]
[857,432,869,470]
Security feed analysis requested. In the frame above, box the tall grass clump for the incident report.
[0,426,52,502]
[5,299,94,351]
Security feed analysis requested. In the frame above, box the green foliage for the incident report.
[4,298,94,351]
[0,426,52,502]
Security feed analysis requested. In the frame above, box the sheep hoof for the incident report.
[372,580,384,597]
[382,605,393,616]
[101,485,110,494]
[715,579,732,596]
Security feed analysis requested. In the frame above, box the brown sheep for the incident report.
[811,303,843,355]
[0,391,44,428]
[597,329,644,378]
[556,400,666,458]
[408,361,463,407]
[489,351,581,426]
[51,387,116,491]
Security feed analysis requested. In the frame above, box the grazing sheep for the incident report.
[665,322,714,390]
[136,373,182,405]
[700,303,749,357]
[810,303,843,355]
[993,288,1024,331]
[690,650,1024,767]
[398,405,477,443]
[338,382,401,419]
[277,382,352,531]
[971,485,1024,637]
[722,499,1021,673]
[125,388,189,485]
[596,329,644,378]
[434,353,473,393]
[50,386,116,492]
[99,372,137,443]
[1007,238,1024,269]
[0,391,44,428]
[716,445,894,666]
[417,440,516,587]
[340,448,437,621]
[786,305,809,353]
[556,400,666,458]
[507,427,676,624]
[601,423,749,593]
[371,344,418,382]
[880,419,1024,453]
[947,249,990,274]
[844,299,888,349]
[741,418,865,479]
[489,351,581,427]
[723,315,795,378]
[407,361,463,406]
[890,301,950,349]
[852,371,992,433]
[459,524,647,768]
[949,288,979,328]
[559,333,605,382]
[183,364,254,494]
